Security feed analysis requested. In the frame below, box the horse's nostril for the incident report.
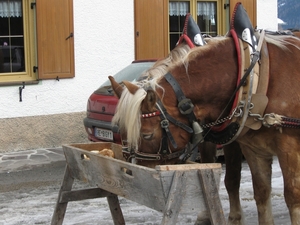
[142,133,153,140]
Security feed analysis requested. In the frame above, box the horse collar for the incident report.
[205,30,268,145]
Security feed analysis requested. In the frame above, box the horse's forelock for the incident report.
[112,87,147,150]
[112,43,193,150]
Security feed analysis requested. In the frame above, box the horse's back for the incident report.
[238,33,300,156]
[266,34,300,118]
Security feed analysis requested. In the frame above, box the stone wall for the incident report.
[0,112,90,153]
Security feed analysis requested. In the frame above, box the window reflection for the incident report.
[197,2,217,36]
[169,1,190,50]
[168,1,218,51]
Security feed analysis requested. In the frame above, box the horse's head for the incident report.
[109,75,193,167]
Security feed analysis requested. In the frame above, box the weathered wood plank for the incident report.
[51,166,74,225]
[155,163,221,171]
[159,167,222,214]
[67,142,125,161]
[107,195,125,225]
[59,188,114,203]
[61,143,224,224]
[198,169,226,225]
[161,171,187,225]
[63,144,167,211]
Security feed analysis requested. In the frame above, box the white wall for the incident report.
[257,0,278,31]
[0,0,134,119]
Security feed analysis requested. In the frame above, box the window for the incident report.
[0,0,31,83]
[169,0,224,50]
[0,0,74,85]
[169,1,190,50]
[197,1,217,36]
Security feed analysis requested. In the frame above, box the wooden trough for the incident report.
[51,142,225,225]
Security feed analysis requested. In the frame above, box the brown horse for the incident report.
[118,40,218,167]
[118,13,217,167]
[110,3,300,224]
[110,26,300,225]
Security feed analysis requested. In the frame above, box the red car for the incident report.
[83,60,156,143]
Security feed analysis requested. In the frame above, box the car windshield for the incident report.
[100,61,155,87]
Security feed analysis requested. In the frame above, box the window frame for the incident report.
[0,0,74,85]
[0,0,37,84]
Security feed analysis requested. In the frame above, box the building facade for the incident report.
[0,0,277,153]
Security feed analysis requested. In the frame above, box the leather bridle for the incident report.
[122,73,204,164]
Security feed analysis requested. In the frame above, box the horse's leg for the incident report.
[223,141,244,225]
[276,138,300,224]
[240,145,274,225]
[199,142,217,163]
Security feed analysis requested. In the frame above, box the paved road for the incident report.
[0,160,66,193]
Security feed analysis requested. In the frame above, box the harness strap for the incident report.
[156,101,178,149]
[134,148,186,161]
[155,100,193,134]
[164,72,204,161]
[165,72,198,123]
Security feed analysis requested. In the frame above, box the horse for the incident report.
[119,13,218,168]
[109,9,300,225]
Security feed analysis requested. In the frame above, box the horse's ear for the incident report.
[143,90,157,111]
[108,76,123,98]
[123,80,140,95]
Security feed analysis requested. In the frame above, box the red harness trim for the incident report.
[141,111,161,118]
[210,29,242,132]
[176,13,196,49]
[177,34,195,49]
[229,29,243,115]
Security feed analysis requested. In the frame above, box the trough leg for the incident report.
[161,171,187,225]
[51,165,74,225]
[198,169,226,225]
[107,195,126,225]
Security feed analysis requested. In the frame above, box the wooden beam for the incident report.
[161,171,187,225]
[59,188,114,203]
[198,169,226,225]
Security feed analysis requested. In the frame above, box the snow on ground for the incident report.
[0,157,290,225]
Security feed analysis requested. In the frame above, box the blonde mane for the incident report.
[264,32,300,51]
[112,43,191,150]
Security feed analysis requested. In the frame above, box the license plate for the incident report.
[94,128,113,141]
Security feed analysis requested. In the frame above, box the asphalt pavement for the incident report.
[0,148,68,198]
[0,147,65,174]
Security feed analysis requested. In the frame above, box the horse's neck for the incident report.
[179,38,238,120]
